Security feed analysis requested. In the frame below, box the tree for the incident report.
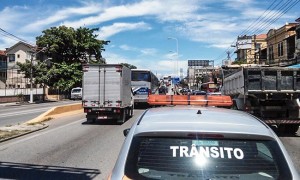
[36,26,106,64]
[18,26,108,91]
[121,63,137,69]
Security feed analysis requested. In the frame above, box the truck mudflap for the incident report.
[147,94,233,107]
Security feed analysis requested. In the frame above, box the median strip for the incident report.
[0,102,83,143]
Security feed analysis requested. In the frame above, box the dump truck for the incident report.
[82,64,133,124]
[222,66,300,133]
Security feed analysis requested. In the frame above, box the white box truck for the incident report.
[82,64,133,124]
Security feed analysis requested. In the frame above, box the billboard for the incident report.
[188,60,210,67]
[237,35,252,49]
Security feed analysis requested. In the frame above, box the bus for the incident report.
[131,69,159,106]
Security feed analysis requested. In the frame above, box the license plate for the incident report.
[98,116,107,119]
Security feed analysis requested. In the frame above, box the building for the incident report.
[266,23,298,66]
[295,18,300,62]
[5,41,36,88]
[0,50,7,88]
[234,34,267,64]
[187,60,215,89]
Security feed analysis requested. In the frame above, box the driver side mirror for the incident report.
[123,128,130,137]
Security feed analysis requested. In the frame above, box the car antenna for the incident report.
[197,110,202,114]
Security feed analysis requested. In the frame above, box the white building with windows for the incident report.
[5,41,35,88]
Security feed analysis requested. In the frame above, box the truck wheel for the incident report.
[278,124,286,134]
[117,110,126,124]
[87,118,95,124]
[286,124,299,134]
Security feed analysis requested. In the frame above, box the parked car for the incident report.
[70,87,82,100]
[110,106,299,180]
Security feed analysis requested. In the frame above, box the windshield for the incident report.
[125,137,292,180]
[71,88,81,93]
[132,71,151,82]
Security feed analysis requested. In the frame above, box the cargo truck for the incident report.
[82,64,134,124]
[222,66,300,134]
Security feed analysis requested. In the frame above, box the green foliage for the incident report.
[17,26,108,91]
[232,59,247,65]
[36,26,105,64]
[121,63,137,69]
[47,62,82,91]
[17,60,49,86]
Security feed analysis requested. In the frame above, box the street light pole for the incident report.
[168,37,179,76]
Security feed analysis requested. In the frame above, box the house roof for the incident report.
[5,41,35,53]
[256,34,267,39]
[0,50,6,56]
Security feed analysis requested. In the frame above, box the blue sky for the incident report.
[0,0,299,78]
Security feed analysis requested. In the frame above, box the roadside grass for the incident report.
[26,117,53,126]
[0,130,30,141]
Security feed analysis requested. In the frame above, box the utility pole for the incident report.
[29,52,34,103]
[254,34,257,64]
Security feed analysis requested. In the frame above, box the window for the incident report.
[277,42,284,57]
[8,54,15,62]
[268,46,274,60]
[125,137,292,180]
[296,28,300,39]
[132,71,151,82]
[17,54,20,58]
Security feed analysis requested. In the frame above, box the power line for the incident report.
[215,0,299,62]
[0,28,35,47]
[213,0,282,62]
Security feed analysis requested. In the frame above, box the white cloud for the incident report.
[120,44,136,51]
[140,48,157,55]
[119,44,157,56]
[97,22,151,39]
[23,2,103,32]
[0,6,30,31]
[103,51,184,76]
[63,0,201,28]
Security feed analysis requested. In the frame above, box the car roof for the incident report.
[134,106,274,139]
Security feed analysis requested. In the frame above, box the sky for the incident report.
[0,0,299,78]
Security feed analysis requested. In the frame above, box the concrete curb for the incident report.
[0,103,83,143]
[25,103,83,125]
[0,124,49,143]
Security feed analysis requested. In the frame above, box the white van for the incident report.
[70,87,82,100]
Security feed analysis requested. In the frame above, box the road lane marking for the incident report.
[0,118,86,150]
[0,107,51,118]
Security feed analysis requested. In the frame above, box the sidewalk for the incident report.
[0,102,21,107]
[0,100,59,107]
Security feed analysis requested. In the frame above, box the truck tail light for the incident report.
[84,108,91,113]
[114,109,121,113]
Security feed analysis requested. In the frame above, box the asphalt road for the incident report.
[0,108,299,180]
[0,100,81,127]
[0,109,144,180]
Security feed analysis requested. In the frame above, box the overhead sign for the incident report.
[188,60,210,67]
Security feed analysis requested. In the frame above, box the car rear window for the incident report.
[71,88,81,93]
[125,137,292,180]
